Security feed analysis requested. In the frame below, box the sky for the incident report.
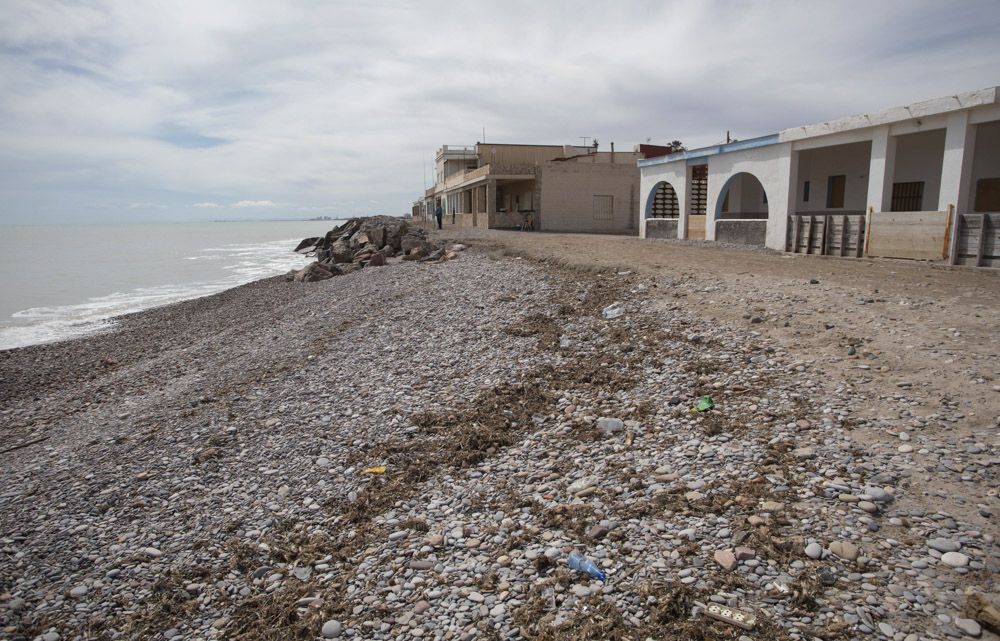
[2,0,999,224]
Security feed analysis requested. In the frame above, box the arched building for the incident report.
[639,87,1000,265]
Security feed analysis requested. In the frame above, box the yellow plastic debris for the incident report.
[362,466,386,474]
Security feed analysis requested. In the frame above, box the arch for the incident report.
[645,181,680,219]
[715,172,769,220]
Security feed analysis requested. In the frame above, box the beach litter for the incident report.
[704,602,757,630]
[595,417,624,437]
[601,303,625,319]
[693,395,715,412]
[566,551,607,582]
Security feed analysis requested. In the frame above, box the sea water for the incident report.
[0,220,343,350]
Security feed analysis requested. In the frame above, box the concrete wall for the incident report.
[645,218,678,238]
[795,141,871,212]
[539,162,639,234]
[972,120,1000,211]
[716,220,767,245]
[443,213,476,228]
[893,129,946,211]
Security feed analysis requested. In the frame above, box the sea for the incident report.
[0,220,344,350]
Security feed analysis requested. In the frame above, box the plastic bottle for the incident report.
[567,552,607,582]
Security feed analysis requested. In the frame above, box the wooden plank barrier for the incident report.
[786,212,865,256]
[951,213,1000,267]
[866,207,952,261]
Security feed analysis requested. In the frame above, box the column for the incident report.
[939,111,976,213]
[867,125,897,213]
[486,179,496,228]
[766,148,797,251]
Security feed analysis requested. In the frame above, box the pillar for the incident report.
[867,125,897,213]
[767,148,797,251]
[939,111,976,213]
[486,179,496,228]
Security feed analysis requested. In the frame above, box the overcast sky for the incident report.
[2,0,999,224]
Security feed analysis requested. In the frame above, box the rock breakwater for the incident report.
[291,216,458,282]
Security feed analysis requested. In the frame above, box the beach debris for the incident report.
[566,551,607,582]
[704,601,757,630]
[963,591,1000,634]
[362,466,386,474]
[694,395,715,412]
[596,416,624,437]
[601,302,625,319]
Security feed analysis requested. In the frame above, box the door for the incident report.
[687,165,708,240]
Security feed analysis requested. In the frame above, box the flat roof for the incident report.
[778,86,997,142]
[639,85,999,169]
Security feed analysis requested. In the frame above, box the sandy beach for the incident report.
[2,229,999,641]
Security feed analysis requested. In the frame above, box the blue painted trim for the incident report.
[638,133,781,168]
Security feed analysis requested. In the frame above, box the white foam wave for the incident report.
[1,237,312,350]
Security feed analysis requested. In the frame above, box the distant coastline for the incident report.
[211,216,340,223]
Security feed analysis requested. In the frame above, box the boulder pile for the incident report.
[291,216,457,282]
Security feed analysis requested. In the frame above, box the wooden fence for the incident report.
[951,213,1000,267]
[786,212,866,257]
[866,208,952,261]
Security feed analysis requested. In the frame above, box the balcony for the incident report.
[435,145,477,161]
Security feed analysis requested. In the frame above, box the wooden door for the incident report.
[687,215,706,240]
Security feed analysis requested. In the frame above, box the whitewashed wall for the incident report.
[639,159,687,239]
[706,143,794,249]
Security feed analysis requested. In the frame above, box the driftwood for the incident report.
[964,591,1000,633]
[1,436,49,454]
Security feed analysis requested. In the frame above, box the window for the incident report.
[826,175,845,209]
[975,177,1000,212]
[891,182,924,212]
[803,181,810,202]
[593,195,613,221]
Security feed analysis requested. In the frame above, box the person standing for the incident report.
[434,203,443,230]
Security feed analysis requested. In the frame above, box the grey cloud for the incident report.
[1,0,999,223]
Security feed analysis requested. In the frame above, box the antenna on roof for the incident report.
[580,136,591,147]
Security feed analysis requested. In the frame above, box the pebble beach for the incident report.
[2,231,999,641]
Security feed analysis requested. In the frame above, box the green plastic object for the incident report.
[695,396,715,412]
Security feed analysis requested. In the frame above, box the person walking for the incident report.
[434,203,443,230]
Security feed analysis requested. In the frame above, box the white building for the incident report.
[639,87,1000,266]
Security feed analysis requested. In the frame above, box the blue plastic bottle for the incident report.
[567,551,607,582]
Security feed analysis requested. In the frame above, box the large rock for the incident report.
[401,233,429,255]
[349,230,370,248]
[367,251,386,267]
[367,226,386,249]
[294,237,321,253]
[330,239,352,263]
[293,262,335,282]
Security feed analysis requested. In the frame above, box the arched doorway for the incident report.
[715,172,768,220]
[714,172,769,245]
